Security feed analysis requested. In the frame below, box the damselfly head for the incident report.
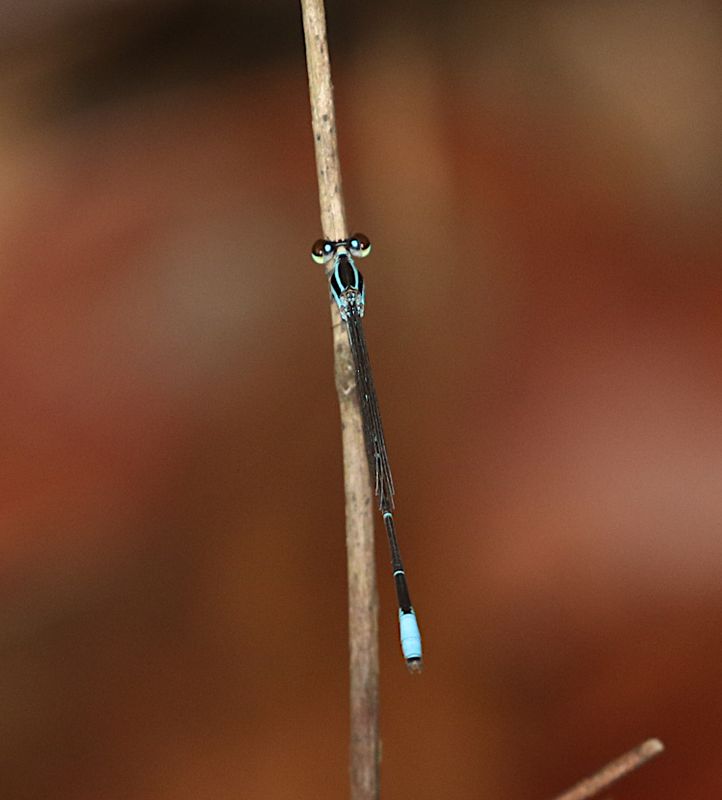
[311,239,335,265]
[311,234,372,265]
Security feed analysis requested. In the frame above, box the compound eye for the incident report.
[311,239,335,264]
[348,233,371,258]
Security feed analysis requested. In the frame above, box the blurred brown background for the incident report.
[1,1,721,798]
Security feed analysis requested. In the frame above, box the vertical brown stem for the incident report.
[299,2,380,798]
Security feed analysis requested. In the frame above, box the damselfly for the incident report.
[311,234,423,672]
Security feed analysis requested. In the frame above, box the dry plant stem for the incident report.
[551,739,665,800]
[300,2,380,799]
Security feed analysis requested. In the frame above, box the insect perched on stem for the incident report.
[311,234,423,671]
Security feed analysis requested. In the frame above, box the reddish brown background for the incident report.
[1,2,721,798]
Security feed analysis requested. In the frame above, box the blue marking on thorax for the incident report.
[330,251,365,319]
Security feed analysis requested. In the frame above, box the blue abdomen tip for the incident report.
[398,610,422,662]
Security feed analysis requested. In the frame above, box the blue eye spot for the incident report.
[350,239,359,249]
